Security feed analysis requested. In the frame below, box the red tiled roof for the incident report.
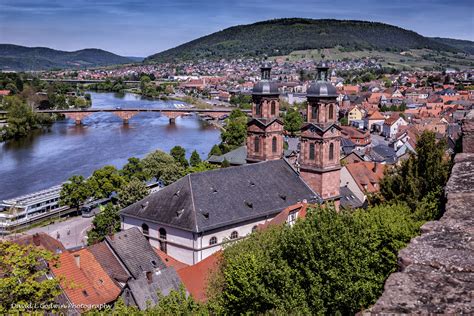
[50,249,121,310]
[0,90,10,96]
[154,248,189,271]
[10,233,66,253]
[258,202,308,230]
[346,162,385,193]
[177,251,222,302]
[368,110,385,120]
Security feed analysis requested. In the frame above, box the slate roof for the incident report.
[340,186,365,209]
[122,159,319,233]
[207,145,247,165]
[88,242,130,284]
[369,144,397,163]
[127,267,182,310]
[106,228,166,279]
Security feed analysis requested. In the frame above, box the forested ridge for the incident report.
[0,44,132,71]
[146,18,471,63]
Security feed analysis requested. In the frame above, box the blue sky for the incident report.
[0,0,473,56]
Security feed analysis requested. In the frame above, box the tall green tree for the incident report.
[190,150,202,167]
[208,144,222,158]
[87,166,125,199]
[283,108,303,136]
[380,131,450,218]
[170,146,189,167]
[120,157,146,181]
[142,150,184,185]
[221,109,248,151]
[0,242,61,314]
[118,178,149,208]
[87,203,121,245]
[59,175,92,210]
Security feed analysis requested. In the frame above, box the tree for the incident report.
[340,116,349,126]
[221,158,230,168]
[208,203,421,314]
[208,144,222,158]
[87,203,121,245]
[190,150,202,167]
[380,131,450,218]
[185,161,217,174]
[283,108,303,136]
[118,178,149,208]
[120,157,146,181]
[221,109,248,151]
[87,166,125,199]
[142,150,184,185]
[2,96,36,139]
[170,146,189,167]
[59,175,91,210]
[0,242,61,314]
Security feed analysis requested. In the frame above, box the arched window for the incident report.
[309,143,315,160]
[272,136,277,153]
[209,236,217,245]
[271,101,276,115]
[329,104,334,120]
[254,137,260,153]
[159,228,167,253]
[230,231,239,239]
[141,223,149,236]
[159,228,167,240]
[329,143,334,161]
[256,103,261,116]
[312,106,318,121]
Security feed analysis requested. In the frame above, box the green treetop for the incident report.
[190,150,202,167]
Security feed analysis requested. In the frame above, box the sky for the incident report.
[0,0,473,57]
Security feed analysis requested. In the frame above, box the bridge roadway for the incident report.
[0,108,250,124]
[27,78,143,84]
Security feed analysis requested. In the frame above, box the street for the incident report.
[25,215,93,249]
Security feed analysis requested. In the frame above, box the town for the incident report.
[1,3,473,315]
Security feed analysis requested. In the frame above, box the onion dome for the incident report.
[307,62,337,98]
[252,62,279,95]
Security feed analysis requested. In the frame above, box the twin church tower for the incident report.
[246,62,341,203]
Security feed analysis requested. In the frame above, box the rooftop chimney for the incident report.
[73,254,80,269]
[32,233,41,246]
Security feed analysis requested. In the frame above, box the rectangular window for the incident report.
[309,143,315,160]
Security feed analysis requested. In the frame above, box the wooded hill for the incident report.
[146,18,473,63]
[0,44,133,71]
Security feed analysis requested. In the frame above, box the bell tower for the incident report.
[299,62,341,203]
[246,62,284,163]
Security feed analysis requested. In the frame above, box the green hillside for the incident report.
[146,18,465,63]
[430,37,474,55]
[0,44,133,71]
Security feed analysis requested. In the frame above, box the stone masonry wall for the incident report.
[367,110,474,314]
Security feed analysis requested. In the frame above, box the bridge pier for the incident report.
[64,112,91,125]
[162,112,184,124]
[113,111,139,124]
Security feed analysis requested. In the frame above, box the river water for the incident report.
[0,92,221,200]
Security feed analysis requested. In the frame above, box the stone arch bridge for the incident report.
[0,108,250,125]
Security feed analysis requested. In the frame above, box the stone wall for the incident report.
[367,110,474,314]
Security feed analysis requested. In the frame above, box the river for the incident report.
[0,92,221,200]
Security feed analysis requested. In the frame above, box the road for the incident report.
[25,216,93,249]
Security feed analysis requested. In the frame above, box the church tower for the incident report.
[299,62,341,203]
[246,62,284,163]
